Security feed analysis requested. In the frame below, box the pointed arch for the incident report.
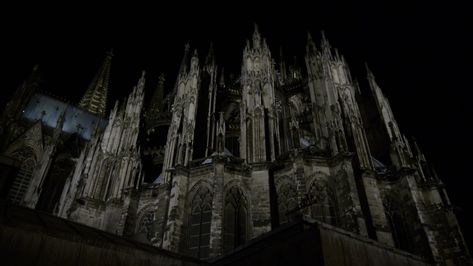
[223,186,249,253]
[186,184,213,259]
[36,156,75,213]
[307,178,338,226]
[382,190,430,257]
[276,177,299,224]
[7,146,37,204]
[96,157,114,200]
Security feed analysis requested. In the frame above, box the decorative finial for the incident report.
[365,62,373,77]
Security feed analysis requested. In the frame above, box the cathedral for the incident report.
[0,27,471,265]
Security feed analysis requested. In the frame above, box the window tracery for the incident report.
[223,186,248,253]
[187,185,213,259]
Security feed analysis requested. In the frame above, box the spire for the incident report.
[353,78,362,94]
[321,31,329,48]
[365,62,375,80]
[190,49,199,72]
[320,31,332,58]
[205,42,215,66]
[219,68,225,88]
[79,49,112,117]
[412,138,426,161]
[252,24,262,49]
[279,47,287,82]
[148,73,165,115]
[334,48,341,61]
[179,43,191,75]
[9,65,41,112]
[306,31,317,55]
[172,43,191,97]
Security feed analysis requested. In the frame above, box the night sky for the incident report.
[2,1,472,250]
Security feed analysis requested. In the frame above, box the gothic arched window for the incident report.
[383,196,430,257]
[8,147,36,204]
[9,157,35,204]
[223,186,248,253]
[308,180,338,226]
[36,158,75,213]
[97,159,113,200]
[277,181,299,224]
[187,186,213,259]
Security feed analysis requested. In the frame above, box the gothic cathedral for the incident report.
[0,27,470,265]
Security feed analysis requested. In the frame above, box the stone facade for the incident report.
[0,26,471,265]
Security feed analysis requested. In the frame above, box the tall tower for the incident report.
[305,32,373,169]
[304,32,348,156]
[161,46,201,251]
[161,46,201,182]
[79,50,112,117]
[202,44,218,158]
[366,65,411,169]
[365,68,472,264]
[60,72,145,235]
[240,25,279,163]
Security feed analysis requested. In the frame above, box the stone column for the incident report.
[209,159,225,257]
[250,164,272,238]
[162,167,189,252]
[341,158,368,236]
[361,170,394,246]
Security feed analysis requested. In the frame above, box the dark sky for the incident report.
[2,1,472,250]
